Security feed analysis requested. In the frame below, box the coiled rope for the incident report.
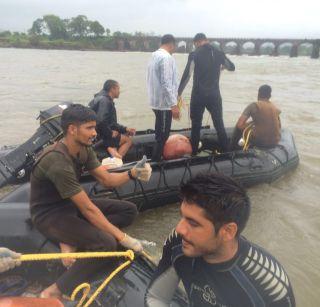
[20,250,135,307]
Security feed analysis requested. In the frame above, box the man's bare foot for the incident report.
[40,283,62,299]
[59,243,76,268]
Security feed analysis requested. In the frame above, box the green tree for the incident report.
[105,28,111,36]
[89,21,105,37]
[43,15,68,39]
[0,31,11,37]
[68,15,89,37]
[113,31,132,38]
[28,18,44,36]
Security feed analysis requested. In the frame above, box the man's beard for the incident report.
[181,236,221,258]
[75,138,91,147]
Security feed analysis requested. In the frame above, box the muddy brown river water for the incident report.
[0,48,319,306]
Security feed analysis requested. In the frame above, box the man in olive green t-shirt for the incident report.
[30,104,152,299]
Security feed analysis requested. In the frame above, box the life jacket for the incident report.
[251,100,281,147]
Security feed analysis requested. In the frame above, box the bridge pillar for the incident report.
[253,42,262,56]
[272,43,280,56]
[235,42,242,56]
[311,40,320,59]
[219,41,226,53]
[186,41,194,53]
[290,43,298,57]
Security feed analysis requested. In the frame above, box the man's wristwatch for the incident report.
[128,169,135,180]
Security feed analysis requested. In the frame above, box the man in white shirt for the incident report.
[147,34,180,161]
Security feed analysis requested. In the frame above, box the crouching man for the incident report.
[30,104,151,299]
[145,173,295,307]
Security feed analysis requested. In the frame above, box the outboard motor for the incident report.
[0,103,72,188]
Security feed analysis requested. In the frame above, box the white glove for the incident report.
[0,247,21,273]
[131,155,152,182]
[119,234,143,253]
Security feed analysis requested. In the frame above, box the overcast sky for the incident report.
[1,0,319,38]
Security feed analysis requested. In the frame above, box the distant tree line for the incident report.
[29,15,108,39]
[28,14,154,39]
[0,14,157,51]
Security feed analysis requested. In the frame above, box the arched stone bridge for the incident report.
[114,37,320,58]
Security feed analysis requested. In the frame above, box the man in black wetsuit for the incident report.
[145,173,295,307]
[178,33,235,154]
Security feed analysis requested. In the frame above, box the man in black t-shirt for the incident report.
[178,33,235,154]
[145,174,295,307]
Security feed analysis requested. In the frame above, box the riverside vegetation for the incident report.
[0,14,156,51]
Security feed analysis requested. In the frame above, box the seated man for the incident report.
[145,173,295,307]
[231,84,281,149]
[0,248,21,273]
[89,80,136,159]
[30,104,151,299]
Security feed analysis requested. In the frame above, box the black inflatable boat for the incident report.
[0,131,299,211]
[0,202,187,306]
[0,103,219,187]
[0,103,299,210]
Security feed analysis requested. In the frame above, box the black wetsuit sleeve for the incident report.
[145,231,181,307]
[222,52,235,71]
[178,52,195,96]
[96,99,113,140]
[98,99,127,136]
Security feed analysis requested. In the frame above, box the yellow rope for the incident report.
[20,251,133,262]
[71,259,132,307]
[20,250,135,307]
[243,129,252,151]
[242,123,254,151]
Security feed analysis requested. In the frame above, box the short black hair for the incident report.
[180,173,250,236]
[161,34,175,45]
[103,79,119,93]
[193,33,207,42]
[61,104,97,135]
[258,84,272,100]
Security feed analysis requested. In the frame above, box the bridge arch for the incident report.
[278,42,293,56]
[298,43,313,56]
[241,41,255,55]
[260,42,276,55]
[177,40,187,53]
[223,41,239,54]
[210,41,221,50]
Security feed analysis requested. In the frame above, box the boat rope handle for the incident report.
[40,114,62,126]
[20,250,135,307]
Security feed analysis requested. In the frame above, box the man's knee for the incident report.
[88,230,118,251]
[121,202,138,227]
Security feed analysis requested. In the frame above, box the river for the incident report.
[0,48,319,306]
